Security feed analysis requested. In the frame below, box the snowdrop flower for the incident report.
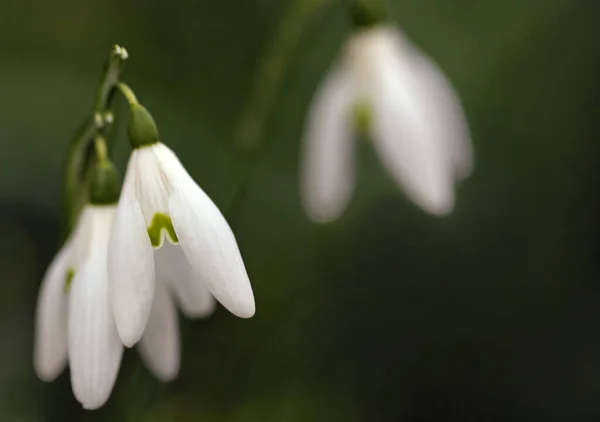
[109,102,254,347]
[33,159,199,408]
[33,211,189,405]
[300,19,473,223]
[34,203,123,410]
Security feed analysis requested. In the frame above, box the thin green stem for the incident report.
[62,46,128,235]
[94,135,109,163]
[94,45,129,112]
[235,0,332,152]
[118,82,139,105]
[62,117,97,235]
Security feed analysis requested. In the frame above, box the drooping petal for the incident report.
[368,30,455,215]
[169,180,255,319]
[68,248,123,410]
[300,63,356,223]
[34,241,71,381]
[394,30,473,181]
[134,145,174,244]
[155,243,215,318]
[138,278,180,382]
[68,206,96,271]
[108,153,155,347]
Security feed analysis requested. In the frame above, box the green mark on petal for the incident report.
[353,101,372,138]
[64,268,75,293]
[147,213,178,248]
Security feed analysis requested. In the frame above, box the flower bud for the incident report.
[128,104,160,149]
[350,0,388,28]
[90,161,120,205]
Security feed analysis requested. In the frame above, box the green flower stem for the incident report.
[62,116,98,234]
[94,134,109,163]
[95,46,128,150]
[118,82,139,105]
[235,0,332,152]
[94,45,129,112]
[349,0,388,28]
[62,45,128,235]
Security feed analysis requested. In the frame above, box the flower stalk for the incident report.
[235,0,332,152]
[62,45,128,236]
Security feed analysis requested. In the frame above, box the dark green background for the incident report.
[1,0,599,420]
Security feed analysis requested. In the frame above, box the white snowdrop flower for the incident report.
[108,104,254,347]
[300,24,473,223]
[33,203,124,410]
[34,158,176,408]
[33,208,191,400]
[33,158,199,406]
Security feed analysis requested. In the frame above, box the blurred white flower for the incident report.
[34,205,123,410]
[300,25,473,223]
[108,141,254,347]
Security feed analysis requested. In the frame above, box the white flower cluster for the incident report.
[34,141,255,409]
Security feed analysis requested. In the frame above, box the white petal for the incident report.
[68,206,97,270]
[368,33,455,215]
[34,242,70,381]
[300,63,356,223]
[169,180,255,318]
[155,243,216,318]
[138,279,180,382]
[68,248,123,410]
[394,30,473,181]
[152,142,189,183]
[108,155,155,347]
[134,146,174,241]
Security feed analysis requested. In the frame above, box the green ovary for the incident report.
[353,101,372,138]
[147,213,179,248]
[64,268,75,293]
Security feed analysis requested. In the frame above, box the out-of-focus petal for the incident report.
[300,64,356,223]
[138,278,180,382]
[34,242,71,381]
[169,181,255,319]
[155,243,216,318]
[369,33,455,215]
[392,29,473,180]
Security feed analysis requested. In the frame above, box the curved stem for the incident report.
[102,89,121,153]
[62,46,128,235]
[94,135,109,163]
[94,45,129,112]
[62,117,98,235]
[235,0,332,152]
[118,82,139,105]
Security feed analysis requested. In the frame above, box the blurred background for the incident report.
[1,0,600,420]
